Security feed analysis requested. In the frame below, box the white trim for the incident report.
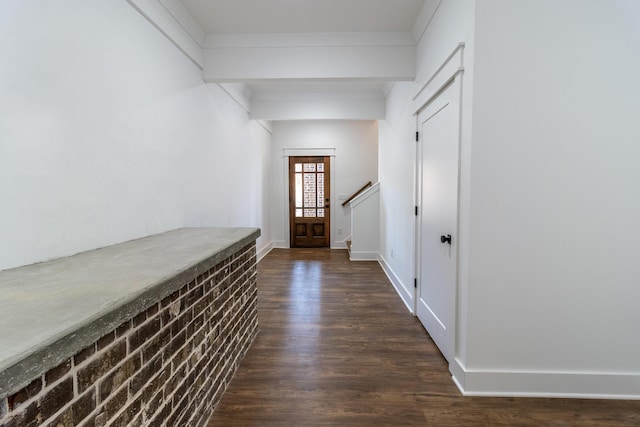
[349,182,380,208]
[283,148,336,158]
[332,236,350,250]
[256,120,273,135]
[451,359,640,399]
[272,240,288,249]
[256,241,274,262]
[210,83,273,135]
[208,83,272,135]
[382,81,396,99]
[126,0,204,68]
[158,0,205,46]
[215,83,251,113]
[349,251,378,261]
[414,46,465,364]
[414,42,465,100]
[202,45,416,82]
[204,32,416,49]
[378,255,414,314]
[411,0,443,45]
[413,43,465,114]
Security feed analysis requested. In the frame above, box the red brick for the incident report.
[141,366,170,407]
[128,316,161,352]
[77,340,126,393]
[160,290,179,308]
[115,319,131,338]
[132,311,147,327]
[145,303,159,318]
[45,359,72,386]
[164,363,186,397]
[7,377,42,410]
[141,388,163,422]
[99,385,128,422]
[187,313,205,337]
[46,386,94,426]
[109,395,142,427]
[141,329,170,364]
[74,343,96,366]
[4,400,38,427]
[169,310,190,337]
[97,331,115,351]
[147,402,171,427]
[99,353,141,402]
[157,307,171,328]
[48,405,74,427]
[39,376,73,421]
[129,354,162,396]
[72,387,96,424]
[184,287,204,310]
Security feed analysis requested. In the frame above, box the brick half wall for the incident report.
[0,242,258,427]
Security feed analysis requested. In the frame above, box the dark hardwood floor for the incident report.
[207,249,640,426]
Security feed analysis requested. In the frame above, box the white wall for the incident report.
[378,0,476,328]
[380,0,640,398]
[462,0,640,396]
[0,0,272,270]
[378,81,419,309]
[350,183,380,261]
[382,0,640,397]
[270,120,378,248]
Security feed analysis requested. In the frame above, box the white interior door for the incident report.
[416,79,460,363]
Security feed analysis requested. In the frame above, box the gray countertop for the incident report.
[0,227,260,397]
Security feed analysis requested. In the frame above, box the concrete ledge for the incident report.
[0,227,260,398]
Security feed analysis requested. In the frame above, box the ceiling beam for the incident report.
[202,33,416,82]
[250,93,385,121]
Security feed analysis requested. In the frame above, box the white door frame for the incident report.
[412,43,465,363]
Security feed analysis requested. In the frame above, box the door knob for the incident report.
[440,234,452,245]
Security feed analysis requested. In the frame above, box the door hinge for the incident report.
[415,131,419,142]
[415,206,418,216]
[414,278,418,288]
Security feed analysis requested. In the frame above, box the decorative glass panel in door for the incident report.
[289,156,330,247]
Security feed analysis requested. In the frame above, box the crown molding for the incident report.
[204,31,416,49]
[412,0,442,44]
[159,0,205,46]
[127,0,204,68]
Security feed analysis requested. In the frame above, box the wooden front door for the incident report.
[289,156,330,248]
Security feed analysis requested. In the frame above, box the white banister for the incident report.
[349,182,380,261]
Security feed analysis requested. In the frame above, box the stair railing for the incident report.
[342,181,373,207]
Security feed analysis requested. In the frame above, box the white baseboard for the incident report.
[378,254,414,314]
[349,251,378,261]
[256,241,274,262]
[451,358,640,399]
[272,240,288,249]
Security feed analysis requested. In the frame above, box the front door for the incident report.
[416,79,460,363]
[289,156,330,248]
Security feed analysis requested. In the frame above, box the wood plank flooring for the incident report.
[207,249,640,426]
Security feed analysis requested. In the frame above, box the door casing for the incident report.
[414,75,462,364]
[288,155,331,248]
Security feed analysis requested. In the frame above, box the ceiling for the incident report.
[179,0,426,34]
[176,0,428,119]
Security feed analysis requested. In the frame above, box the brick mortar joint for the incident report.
[1,243,258,426]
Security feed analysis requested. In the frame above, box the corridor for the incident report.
[208,249,640,426]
